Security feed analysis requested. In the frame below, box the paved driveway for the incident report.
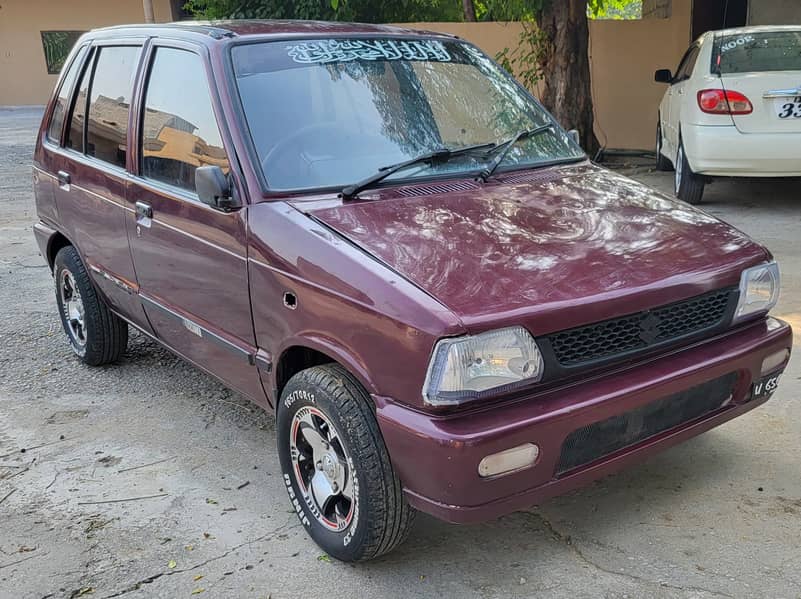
[1,108,799,599]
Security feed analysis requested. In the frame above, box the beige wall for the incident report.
[405,0,692,150]
[748,0,801,25]
[0,0,173,106]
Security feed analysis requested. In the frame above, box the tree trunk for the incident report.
[462,0,477,22]
[536,0,599,155]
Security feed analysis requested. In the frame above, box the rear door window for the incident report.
[714,31,801,74]
[140,47,229,192]
[47,45,87,143]
[85,46,141,168]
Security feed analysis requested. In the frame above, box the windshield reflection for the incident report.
[232,39,583,191]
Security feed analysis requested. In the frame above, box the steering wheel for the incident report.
[261,122,354,172]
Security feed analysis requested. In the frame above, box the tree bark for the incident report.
[462,0,477,22]
[536,0,599,155]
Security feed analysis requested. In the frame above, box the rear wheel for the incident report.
[675,138,705,204]
[655,121,672,171]
[54,246,128,365]
[277,363,415,562]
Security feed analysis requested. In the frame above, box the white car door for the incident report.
[713,29,801,135]
[666,44,701,153]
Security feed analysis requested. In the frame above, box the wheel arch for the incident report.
[274,337,379,409]
[47,230,74,271]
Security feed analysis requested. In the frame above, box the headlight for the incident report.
[423,326,543,406]
[734,261,780,323]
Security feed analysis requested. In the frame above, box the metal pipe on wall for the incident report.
[143,0,155,23]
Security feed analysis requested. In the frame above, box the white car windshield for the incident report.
[231,38,583,191]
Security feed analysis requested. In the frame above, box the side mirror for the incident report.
[654,69,673,84]
[567,129,580,146]
[195,165,239,211]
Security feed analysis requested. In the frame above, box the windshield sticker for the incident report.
[720,35,755,52]
[286,39,452,64]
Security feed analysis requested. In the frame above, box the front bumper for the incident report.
[683,124,801,176]
[375,317,792,524]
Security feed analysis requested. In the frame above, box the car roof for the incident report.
[701,24,801,40]
[88,19,457,41]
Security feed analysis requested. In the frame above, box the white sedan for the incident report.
[655,26,801,204]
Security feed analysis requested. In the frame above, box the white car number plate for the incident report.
[776,96,801,119]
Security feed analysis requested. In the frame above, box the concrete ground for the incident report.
[0,107,799,599]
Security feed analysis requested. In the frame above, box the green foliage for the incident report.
[588,0,641,19]
[184,0,462,22]
[495,20,545,90]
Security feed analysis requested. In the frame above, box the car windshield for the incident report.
[231,38,583,191]
[713,30,801,74]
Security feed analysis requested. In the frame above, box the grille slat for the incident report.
[546,288,735,367]
[556,372,737,475]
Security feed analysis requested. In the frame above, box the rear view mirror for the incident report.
[195,165,239,211]
[654,69,673,84]
[567,129,580,146]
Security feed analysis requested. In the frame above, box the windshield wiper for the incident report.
[479,124,555,182]
[340,141,497,200]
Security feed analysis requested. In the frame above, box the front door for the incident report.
[126,42,265,404]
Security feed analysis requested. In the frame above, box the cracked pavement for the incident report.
[1,108,800,598]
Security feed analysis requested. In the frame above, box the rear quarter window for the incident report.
[47,45,87,143]
[714,31,801,74]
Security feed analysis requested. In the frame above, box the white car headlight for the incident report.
[734,261,780,323]
[423,326,543,406]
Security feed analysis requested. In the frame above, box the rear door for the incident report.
[665,44,701,154]
[714,29,801,133]
[53,41,152,332]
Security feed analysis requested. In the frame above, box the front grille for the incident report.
[545,288,736,368]
[556,372,737,475]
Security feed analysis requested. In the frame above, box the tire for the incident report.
[655,121,672,171]
[277,363,415,562]
[675,138,705,204]
[54,245,128,365]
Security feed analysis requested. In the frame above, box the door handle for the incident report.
[57,170,71,187]
[135,201,153,219]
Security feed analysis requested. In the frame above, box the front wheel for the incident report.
[675,139,705,204]
[277,364,415,562]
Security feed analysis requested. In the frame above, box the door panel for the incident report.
[128,44,264,404]
[126,182,261,398]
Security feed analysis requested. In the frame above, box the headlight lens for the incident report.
[734,261,780,323]
[423,326,543,406]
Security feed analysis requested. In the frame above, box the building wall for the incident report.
[404,0,692,151]
[1,0,693,150]
[749,0,801,25]
[0,0,174,106]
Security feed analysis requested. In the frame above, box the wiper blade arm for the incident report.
[479,124,554,182]
[340,141,496,200]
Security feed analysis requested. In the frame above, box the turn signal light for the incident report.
[697,89,753,115]
[761,349,790,375]
[478,443,539,478]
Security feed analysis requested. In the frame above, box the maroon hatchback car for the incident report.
[33,21,792,561]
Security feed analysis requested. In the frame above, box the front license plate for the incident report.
[751,373,781,399]
[775,96,801,119]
